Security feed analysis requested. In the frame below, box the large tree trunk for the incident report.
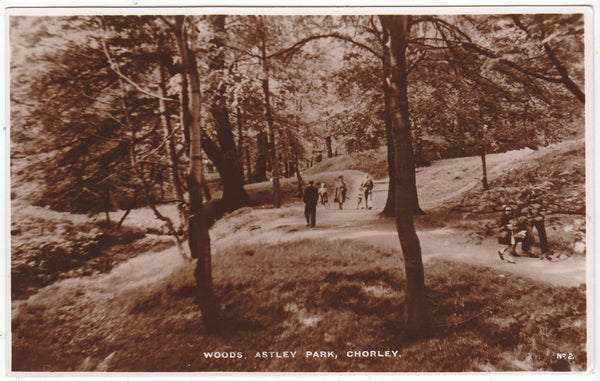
[380,15,429,337]
[381,36,396,218]
[175,15,218,330]
[207,15,252,211]
[380,25,423,218]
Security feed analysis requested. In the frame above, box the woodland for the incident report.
[10,13,585,340]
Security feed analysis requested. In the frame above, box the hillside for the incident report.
[10,139,588,372]
[305,147,389,180]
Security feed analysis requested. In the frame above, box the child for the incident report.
[356,184,364,209]
[318,182,328,206]
[498,205,517,263]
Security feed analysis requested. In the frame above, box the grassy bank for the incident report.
[12,239,585,372]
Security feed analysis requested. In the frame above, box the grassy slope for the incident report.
[10,140,588,372]
[305,148,389,180]
[12,239,585,372]
[424,139,586,253]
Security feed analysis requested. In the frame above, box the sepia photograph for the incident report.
[5,4,594,375]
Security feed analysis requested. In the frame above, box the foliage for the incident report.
[428,139,586,254]
[11,205,146,300]
[10,14,585,213]
[406,14,584,161]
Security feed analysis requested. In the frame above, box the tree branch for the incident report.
[267,33,382,61]
[99,20,178,103]
[407,52,426,75]
[543,42,585,103]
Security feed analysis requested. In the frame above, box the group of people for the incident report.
[497,190,550,263]
[302,174,374,228]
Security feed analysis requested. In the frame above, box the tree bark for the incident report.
[175,15,218,330]
[381,25,424,217]
[480,145,489,190]
[207,15,252,211]
[380,15,429,336]
[325,136,333,158]
[157,37,187,228]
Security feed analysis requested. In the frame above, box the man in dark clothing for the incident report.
[528,202,550,258]
[303,180,319,227]
[518,189,550,259]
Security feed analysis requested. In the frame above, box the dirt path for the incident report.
[221,172,586,288]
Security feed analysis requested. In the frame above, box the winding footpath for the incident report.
[219,175,587,288]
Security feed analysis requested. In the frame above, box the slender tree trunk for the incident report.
[294,147,303,197]
[103,184,111,225]
[116,208,131,229]
[381,27,423,217]
[158,38,187,228]
[175,15,218,330]
[236,106,245,184]
[412,122,428,167]
[380,15,429,337]
[325,136,333,158]
[245,147,252,183]
[478,108,489,190]
[255,131,268,182]
[480,146,489,190]
[260,38,281,207]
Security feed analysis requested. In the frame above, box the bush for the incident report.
[11,211,145,299]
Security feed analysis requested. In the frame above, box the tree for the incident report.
[227,15,338,207]
[379,15,429,335]
[328,16,425,216]
[257,16,282,207]
[173,15,218,329]
[203,15,253,212]
[462,14,584,104]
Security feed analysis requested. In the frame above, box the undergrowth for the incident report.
[11,205,156,300]
[430,140,586,255]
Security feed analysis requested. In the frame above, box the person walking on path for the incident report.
[522,190,550,259]
[517,189,550,259]
[497,205,517,263]
[515,208,536,257]
[334,176,347,210]
[356,183,365,209]
[303,180,319,227]
[362,174,374,209]
[318,182,329,207]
